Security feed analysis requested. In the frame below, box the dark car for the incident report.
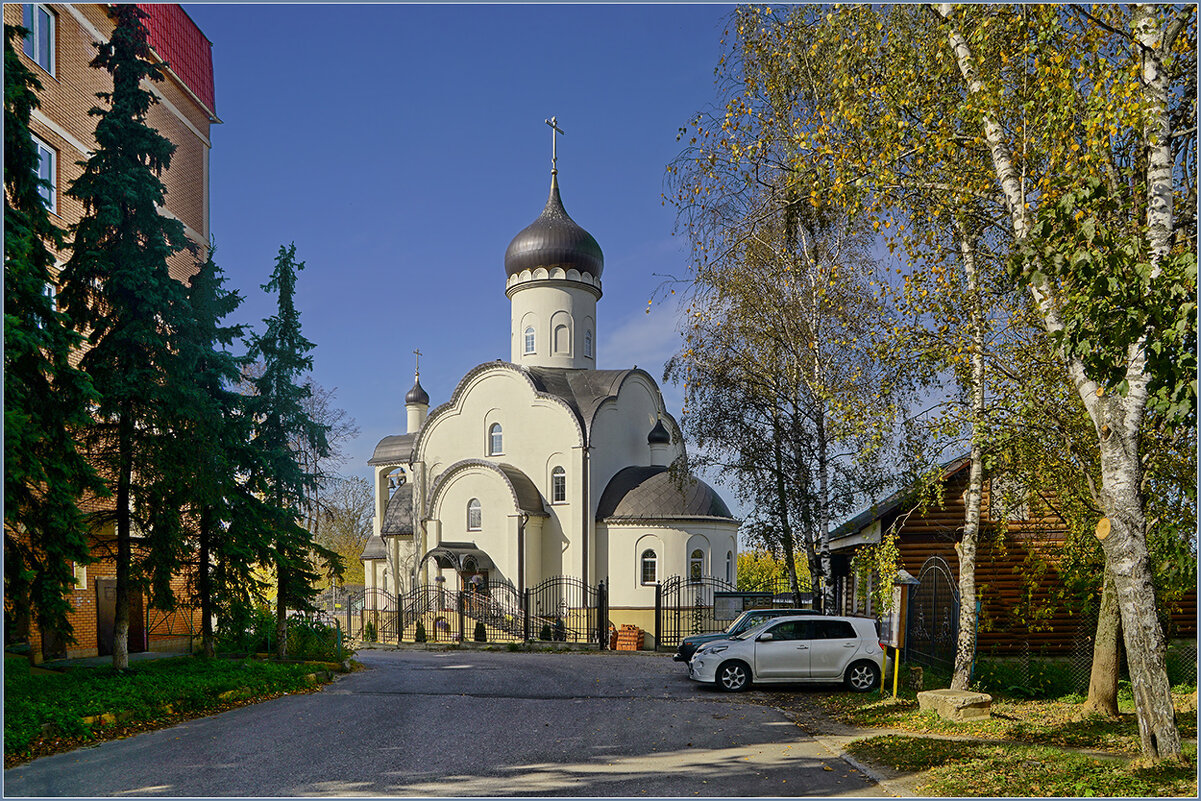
[672,608,820,662]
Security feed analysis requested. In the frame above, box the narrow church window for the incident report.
[524,326,535,354]
[551,466,566,503]
[640,550,657,585]
[584,329,593,357]
[467,498,481,530]
[725,551,733,584]
[554,324,570,354]
[488,423,503,455]
[689,549,704,582]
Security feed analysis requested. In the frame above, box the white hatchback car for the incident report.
[688,615,884,693]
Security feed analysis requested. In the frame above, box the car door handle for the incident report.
[843,643,856,648]
[796,644,808,650]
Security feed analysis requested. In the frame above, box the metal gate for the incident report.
[905,556,960,670]
[527,576,606,644]
[655,575,739,650]
[375,576,607,646]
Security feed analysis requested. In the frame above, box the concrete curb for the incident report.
[810,734,915,798]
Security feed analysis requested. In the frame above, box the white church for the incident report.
[360,143,739,634]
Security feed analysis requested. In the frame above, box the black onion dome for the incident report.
[647,418,670,445]
[504,174,603,279]
[405,377,429,406]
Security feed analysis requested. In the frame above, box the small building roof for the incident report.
[368,433,416,466]
[596,466,736,522]
[360,536,387,561]
[829,455,971,543]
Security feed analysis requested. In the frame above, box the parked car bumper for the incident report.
[687,653,719,684]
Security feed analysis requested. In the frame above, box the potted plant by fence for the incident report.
[474,621,487,643]
[415,620,427,643]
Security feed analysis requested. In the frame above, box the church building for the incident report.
[361,142,739,635]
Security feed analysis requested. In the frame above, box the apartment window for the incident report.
[37,281,56,329]
[31,135,56,214]
[488,423,503,455]
[640,549,657,585]
[549,466,566,504]
[524,326,535,354]
[689,549,704,582]
[22,5,54,75]
[584,329,593,358]
[467,498,481,531]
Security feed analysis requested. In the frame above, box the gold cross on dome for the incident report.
[413,348,422,378]
[545,116,565,174]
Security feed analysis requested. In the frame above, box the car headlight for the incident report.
[701,645,728,655]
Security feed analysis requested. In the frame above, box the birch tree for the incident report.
[704,3,1194,760]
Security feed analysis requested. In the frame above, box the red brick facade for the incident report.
[5,4,216,660]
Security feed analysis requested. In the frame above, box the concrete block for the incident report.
[917,688,993,721]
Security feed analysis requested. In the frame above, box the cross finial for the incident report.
[413,348,422,379]
[545,116,565,175]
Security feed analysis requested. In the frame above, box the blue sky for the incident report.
[183,2,738,495]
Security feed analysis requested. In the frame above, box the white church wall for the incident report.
[601,520,740,608]
[418,366,585,583]
[587,373,685,515]
[508,282,598,369]
[429,465,519,587]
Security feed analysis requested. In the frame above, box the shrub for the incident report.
[285,615,345,661]
[974,657,1075,699]
[415,620,427,643]
[553,617,567,642]
[474,621,487,642]
[539,623,552,641]
[215,604,274,654]
[363,620,377,642]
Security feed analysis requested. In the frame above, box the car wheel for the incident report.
[845,661,880,693]
[715,660,751,692]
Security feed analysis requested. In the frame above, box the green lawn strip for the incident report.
[816,691,1197,754]
[846,735,1198,797]
[4,655,336,761]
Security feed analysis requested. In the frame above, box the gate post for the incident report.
[654,582,662,651]
[596,582,607,649]
[523,589,531,642]
[457,590,465,642]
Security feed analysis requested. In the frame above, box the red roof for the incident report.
[137,4,216,118]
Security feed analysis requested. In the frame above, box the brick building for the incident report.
[5,3,218,660]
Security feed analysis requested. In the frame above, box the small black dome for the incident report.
[648,418,670,445]
[405,378,429,406]
[504,174,603,279]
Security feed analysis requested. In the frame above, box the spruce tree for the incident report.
[161,247,264,658]
[245,243,340,659]
[3,24,103,658]
[57,5,192,669]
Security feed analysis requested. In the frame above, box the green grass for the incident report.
[815,687,1197,754]
[848,736,1198,797]
[4,655,334,760]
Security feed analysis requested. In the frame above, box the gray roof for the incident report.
[596,466,736,522]
[368,432,416,466]
[523,367,681,443]
[380,483,413,537]
[504,173,604,279]
[360,536,387,561]
[427,459,547,517]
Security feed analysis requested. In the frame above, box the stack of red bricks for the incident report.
[615,624,644,651]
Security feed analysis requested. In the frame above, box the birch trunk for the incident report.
[951,230,985,692]
[816,406,834,615]
[772,413,804,606]
[938,3,1182,759]
[1082,567,1121,718]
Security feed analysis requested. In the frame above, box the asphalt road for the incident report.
[3,649,882,797]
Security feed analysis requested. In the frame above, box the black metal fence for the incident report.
[348,576,608,647]
[653,574,816,651]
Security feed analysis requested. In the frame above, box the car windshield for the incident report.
[729,619,775,641]
[725,613,762,634]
